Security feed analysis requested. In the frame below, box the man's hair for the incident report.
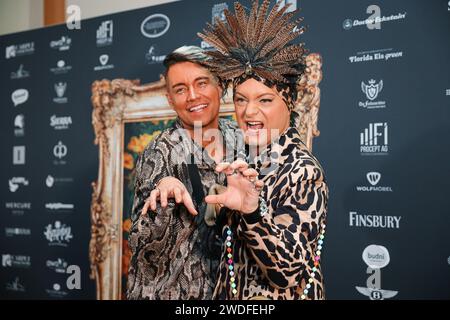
[163,45,225,97]
[163,45,209,79]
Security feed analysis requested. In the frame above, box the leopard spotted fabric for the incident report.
[213,127,329,300]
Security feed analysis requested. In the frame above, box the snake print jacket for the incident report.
[126,118,238,300]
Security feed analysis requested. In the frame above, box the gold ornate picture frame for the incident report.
[89,53,322,300]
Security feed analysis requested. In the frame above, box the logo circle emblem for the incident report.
[141,14,170,38]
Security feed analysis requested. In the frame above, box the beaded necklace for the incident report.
[300,222,326,300]
[225,226,237,296]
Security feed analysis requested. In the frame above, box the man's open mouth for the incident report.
[188,104,208,113]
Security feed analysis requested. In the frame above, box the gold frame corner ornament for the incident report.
[296,53,323,151]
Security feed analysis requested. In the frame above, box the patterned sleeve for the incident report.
[127,135,187,296]
[239,158,329,289]
[130,135,174,224]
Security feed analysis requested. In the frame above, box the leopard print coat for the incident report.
[213,127,329,300]
[126,118,238,300]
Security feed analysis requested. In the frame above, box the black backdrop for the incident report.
[1,0,449,299]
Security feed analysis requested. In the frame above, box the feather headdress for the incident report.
[197,0,307,90]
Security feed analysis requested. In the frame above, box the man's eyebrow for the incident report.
[171,82,186,89]
[171,76,211,89]
[195,76,210,81]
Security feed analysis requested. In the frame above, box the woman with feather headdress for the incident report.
[201,0,329,300]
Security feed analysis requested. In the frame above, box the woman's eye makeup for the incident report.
[234,94,274,104]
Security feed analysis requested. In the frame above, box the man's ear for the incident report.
[166,91,174,108]
[218,86,223,100]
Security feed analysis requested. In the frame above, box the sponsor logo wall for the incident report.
[0,0,449,299]
[325,0,450,300]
